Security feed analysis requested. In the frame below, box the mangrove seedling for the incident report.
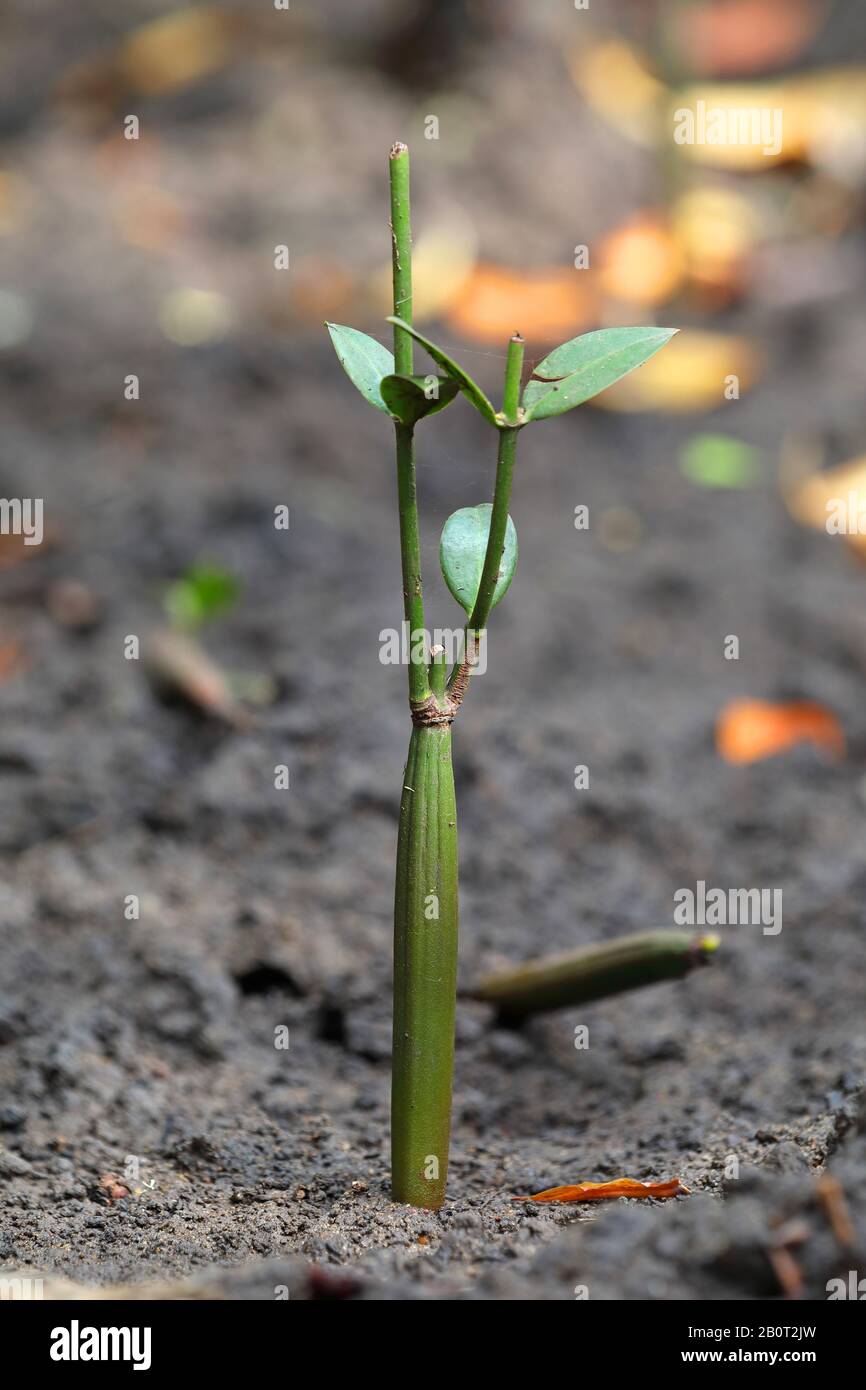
[326,142,677,1210]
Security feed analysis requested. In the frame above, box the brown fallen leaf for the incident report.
[144,627,253,730]
[716,699,844,765]
[0,638,29,683]
[767,1244,805,1299]
[0,526,56,570]
[446,264,595,347]
[816,1175,856,1248]
[517,1177,689,1204]
[98,1173,131,1203]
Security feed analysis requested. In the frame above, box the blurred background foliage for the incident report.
[0,0,864,708]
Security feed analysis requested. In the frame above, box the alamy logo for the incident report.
[50,1321,152,1371]
[674,880,782,936]
[673,100,783,157]
[0,497,43,545]
[827,1271,866,1300]
[0,1276,43,1299]
[379,622,487,673]
[826,493,866,535]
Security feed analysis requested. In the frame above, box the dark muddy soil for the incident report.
[1,1,865,1299]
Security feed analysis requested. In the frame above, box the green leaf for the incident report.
[380,374,460,426]
[164,565,241,630]
[326,323,394,413]
[522,326,678,420]
[386,317,498,426]
[439,504,517,616]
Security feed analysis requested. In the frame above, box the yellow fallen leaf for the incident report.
[118,8,230,96]
[793,69,866,179]
[672,185,759,299]
[594,331,762,412]
[782,449,866,560]
[568,38,665,147]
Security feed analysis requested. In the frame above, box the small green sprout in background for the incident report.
[163,563,241,631]
[679,433,762,488]
[326,142,680,1210]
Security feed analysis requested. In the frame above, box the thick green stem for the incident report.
[389,143,429,707]
[472,930,719,1022]
[392,724,459,1208]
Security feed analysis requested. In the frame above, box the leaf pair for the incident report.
[393,318,680,427]
[325,323,457,425]
[328,318,678,427]
[390,317,677,425]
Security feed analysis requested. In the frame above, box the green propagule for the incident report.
[326,142,687,1210]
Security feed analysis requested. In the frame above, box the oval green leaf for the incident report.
[522,326,678,420]
[386,316,498,426]
[380,374,460,425]
[326,323,394,413]
[440,504,517,616]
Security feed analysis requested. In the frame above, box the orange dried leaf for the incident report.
[716,699,844,765]
[518,1177,689,1204]
[446,265,595,347]
[598,213,685,308]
